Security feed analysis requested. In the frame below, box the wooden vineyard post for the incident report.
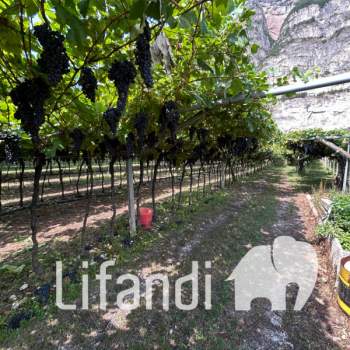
[126,157,136,237]
[342,141,350,192]
[317,138,350,160]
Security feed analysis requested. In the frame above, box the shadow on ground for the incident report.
[1,166,348,349]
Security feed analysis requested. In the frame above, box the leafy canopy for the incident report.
[0,0,276,156]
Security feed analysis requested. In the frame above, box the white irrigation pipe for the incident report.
[185,72,350,112]
[268,71,350,96]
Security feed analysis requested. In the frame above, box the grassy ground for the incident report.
[0,167,278,348]
[284,161,334,193]
[1,163,348,349]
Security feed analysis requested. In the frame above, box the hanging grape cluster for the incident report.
[103,107,121,135]
[135,20,153,88]
[189,126,196,141]
[287,140,333,159]
[159,101,180,143]
[70,128,85,155]
[10,78,50,143]
[166,138,184,166]
[217,135,230,150]
[104,136,121,159]
[197,128,208,144]
[303,141,332,158]
[97,139,107,161]
[34,24,69,86]
[146,131,158,150]
[126,133,135,159]
[232,137,258,156]
[216,135,259,159]
[195,128,209,162]
[134,112,148,150]
[78,67,98,102]
[0,133,20,163]
[108,60,136,115]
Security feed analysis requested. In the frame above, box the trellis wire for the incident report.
[0,158,270,214]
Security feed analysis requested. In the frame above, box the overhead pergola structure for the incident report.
[257,72,350,193]
[316,138,350,160]
[288,135,350,192]
[315,137,350,192]
[226,72,350,190]
[288,135,350,154]
[296,136,350,157]
[289,135,350,191]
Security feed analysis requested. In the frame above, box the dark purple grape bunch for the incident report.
[34,24,69,86]
[0,133,20,163]
[197,128,208,144]
[217,135,233,155]
[78,67,98,102]
[108,60,136,115]
[248,137,259,153]
[217,135,228,150]
[10,77,50,143]
[70,128,85,155]
[167,138,184,166]
[135,20,153,88]
[134,112,148,150]
[233,137,249,156]
[126,133,135,159]
[232,137,259,157]
[104,136,120,159]
[195,128,209,162]
[189,126,196,141]
[159,101,180,143]
[146,131,158,150]
[103,107,121,135]
[97,140,107,161]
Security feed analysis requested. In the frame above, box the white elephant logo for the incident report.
[226,236,318,311]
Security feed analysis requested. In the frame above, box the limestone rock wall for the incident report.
[247,0,350,132]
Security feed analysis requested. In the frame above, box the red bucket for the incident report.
[139,207,153,229]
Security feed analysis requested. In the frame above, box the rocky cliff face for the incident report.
[247,0,350,132]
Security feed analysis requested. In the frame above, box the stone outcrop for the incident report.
[247,0,350,132]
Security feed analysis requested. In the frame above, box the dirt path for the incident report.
[2,166,349,349]
[236,173,350,349]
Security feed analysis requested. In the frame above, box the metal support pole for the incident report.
[342,142,350,192]
[126,158,136,236]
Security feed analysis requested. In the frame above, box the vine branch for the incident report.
[40,0,50,26]
[19,0,29,63]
